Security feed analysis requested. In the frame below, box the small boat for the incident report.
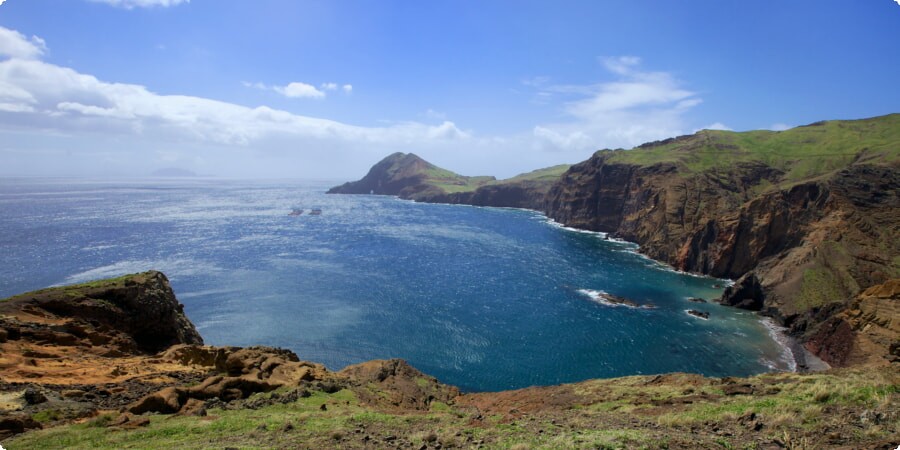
[288,209,303,216]
[309,208,322,216]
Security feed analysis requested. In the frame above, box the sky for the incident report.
[0,0,898,179]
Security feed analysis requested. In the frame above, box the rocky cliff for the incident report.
[0,270,202,357]
[330,114,900,367]
[543,115,899,366]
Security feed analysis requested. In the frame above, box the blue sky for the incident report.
[0,0,898,179]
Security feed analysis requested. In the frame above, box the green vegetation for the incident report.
[497,164,571,183]
[426,164,571,195]
[655,370,897,431]
[797,268,846,310]
[607,114,900,181]
[1,272,146,303]
[6,367,897,449]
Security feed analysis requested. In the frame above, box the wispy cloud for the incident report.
[0,27,46,59]
[275,81,326,99]
[244,80,352,99]
[0,26,470,177]
[696,122,732,132]
[87,0,189,9]
[529,56,703,151]
[770,123,791,131]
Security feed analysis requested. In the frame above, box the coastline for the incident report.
[760,316,830,373]
[420,197,814,375]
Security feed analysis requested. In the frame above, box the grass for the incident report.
[655,370,898,434]
[1,272,150,303]
[606,114,900,182]
[6,368,898,449]
[419,162,571,195]
[797,267,846,310]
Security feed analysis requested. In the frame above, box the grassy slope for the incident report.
[423,114,899,197]
[607,114,900,183]
[421,165,496,193]
[426,164,572,194]
[8,367,897,449]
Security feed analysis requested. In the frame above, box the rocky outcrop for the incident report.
[128,345,332,415]
[544,153,898,361]
[423,180,554,210]
[803,279,900,367]
[0,271,202,356]
[326,152,495,201]
[721,273,765,311]
[339,359,459,411]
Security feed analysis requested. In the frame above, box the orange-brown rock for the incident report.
[805,279,900,367]
[338,358,459,411]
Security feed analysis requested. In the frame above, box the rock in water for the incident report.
[720,273,764,311]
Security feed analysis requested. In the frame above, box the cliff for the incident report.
[330,114,900,367]
[543,115,900,366]
[2,273,897,449]
[0,271,202,358]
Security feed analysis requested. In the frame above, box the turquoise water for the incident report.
[0,178,792,392]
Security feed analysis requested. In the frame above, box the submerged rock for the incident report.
[687,310,710,320]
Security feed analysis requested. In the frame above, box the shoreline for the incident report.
[415,196,820,375]
[760,316,830,373]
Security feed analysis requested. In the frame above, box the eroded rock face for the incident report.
[338,359,459,411]
[543,152,899,363]
[804,279,900,367]
[0,271,202,355]
[129,345,331,415]
[430,182,550,210]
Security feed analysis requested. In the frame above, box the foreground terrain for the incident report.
[1,272,898,449]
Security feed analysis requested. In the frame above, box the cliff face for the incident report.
[542,117,900,364]
[327,115,900,366]
[0,270,202,356]
[423,180,552,210]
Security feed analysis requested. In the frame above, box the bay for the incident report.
[0,178,792,392]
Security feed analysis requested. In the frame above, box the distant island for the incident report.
[151,168,199,177]
[331,113,900,370]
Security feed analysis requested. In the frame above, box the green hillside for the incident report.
[608,114,900,181]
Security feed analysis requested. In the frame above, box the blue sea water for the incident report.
[0,178,792,392]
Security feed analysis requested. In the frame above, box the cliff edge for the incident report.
[330,114,900,367]
[2,273,897,449]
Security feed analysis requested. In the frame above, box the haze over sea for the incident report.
[0,178,792,392]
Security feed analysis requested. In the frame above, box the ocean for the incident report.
[0,178,793,392]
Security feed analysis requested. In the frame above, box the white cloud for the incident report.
[87,0,189,9]
[531,56,703,151]
[275,81,326,99]
[770,123,791,131]
[696,122,732,132]
[241,81,268,90]
[0,26,475,178]
[342,84,353,94]
[601,56,641,76]
[321,82,338,91]
[0,27,47,59]
[0,57,469,145]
